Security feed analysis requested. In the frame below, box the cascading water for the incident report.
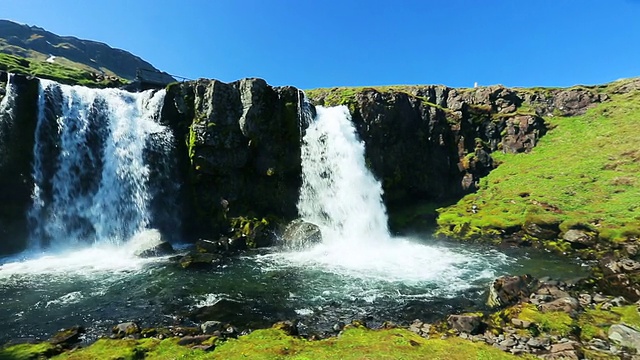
[298,106,390,244]
[29,80,175,249]
[0,74,16,153]
[278,105,507,286]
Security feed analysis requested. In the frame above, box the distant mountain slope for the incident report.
[0,19,174,83]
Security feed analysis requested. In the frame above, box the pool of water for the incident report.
[0,235,588,343]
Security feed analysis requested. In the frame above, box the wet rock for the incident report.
[189,299,245,323]
[610,296,628,307]
[588,338,610,351]
[112,322,140,338]
[201,321,222,335]
[49,325,85,348]
[578,293,592,307]
[541,341,583,360]
[511,318,532,329]
[487,275,538,308]
[593,293,608,303]
[281,219,322,249]
[408,319,431,337]
[129,229,175,258]
[196,239,221,253]
[608,324,640,352]
[273,320,298,335]
[179,252,223,269]
[523,222,558,240]
[562,229,596,248]
[602,257,640,275]
[177,335,212,346]
[498,338,517,348]
[191,344,215,351]
[447,314,484,335]
[223,324,239,337]
[538,296,580,314]
[526,336,551,348]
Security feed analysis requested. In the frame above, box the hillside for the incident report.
[436,79,640,250]
[0,19,173,83]
[306,79,640,256]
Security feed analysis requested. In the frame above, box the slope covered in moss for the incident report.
[436,87,640,246]
[0,53,126,87]
[0,328,530,360]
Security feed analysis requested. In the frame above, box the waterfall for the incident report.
[0,74,16,158]
[298,105,390,244]
[29,80,176,249]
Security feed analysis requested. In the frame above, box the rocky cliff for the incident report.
[307,84,607,208]
[160,78,307,241]
[0,72,39,254]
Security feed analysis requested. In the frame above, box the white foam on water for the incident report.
[30,80,171,248]
[45,291,83,308]
[270,105,511,293]
[0,246,163,278]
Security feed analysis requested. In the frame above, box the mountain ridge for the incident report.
[0,19,174,84]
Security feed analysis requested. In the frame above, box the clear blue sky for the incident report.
[3,0,640,89]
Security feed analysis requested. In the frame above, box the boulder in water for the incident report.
[281,219,322,249]
[48,325,85,348]
[179,252,223,269]
[129,229,174,258]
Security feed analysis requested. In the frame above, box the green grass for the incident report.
[0,328,532,360]
[517,304,575,337]
[0,53,125,88]
[437,90,640,244]
[305,86,450,112]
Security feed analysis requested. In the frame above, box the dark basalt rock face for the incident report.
[161,78,307,241]
[0,73,40,255]
[308,84,605,209]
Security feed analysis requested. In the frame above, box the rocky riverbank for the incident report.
[5,271,640,359]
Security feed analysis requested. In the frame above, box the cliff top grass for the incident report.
[305,85,450,112]
[436,89,640,243]
[0,327,531,360]
[0,53,125,88]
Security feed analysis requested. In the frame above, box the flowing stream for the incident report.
[0,94,587,343]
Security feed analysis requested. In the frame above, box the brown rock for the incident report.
[487,275,538,308]
[562,229,596,248]
[447,314,484,335]
[538,297,580,314]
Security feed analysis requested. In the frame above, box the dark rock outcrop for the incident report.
[161,78,307,241]
[308,84,604,208]
[0,73,40,255]
[487,275,539,308]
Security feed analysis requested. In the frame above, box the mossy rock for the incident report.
[228,216,273,248]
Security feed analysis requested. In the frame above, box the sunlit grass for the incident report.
[437,90,640,243]
[0,53,125,88]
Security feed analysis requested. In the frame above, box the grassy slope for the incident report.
[0,328,530,360]
[437,89,640,244]
[0,53,124,87]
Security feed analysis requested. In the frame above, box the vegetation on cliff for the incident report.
[0,19,172,83]
[0,327,528,360]
[437,84,640,250]
[0,53,125,87]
